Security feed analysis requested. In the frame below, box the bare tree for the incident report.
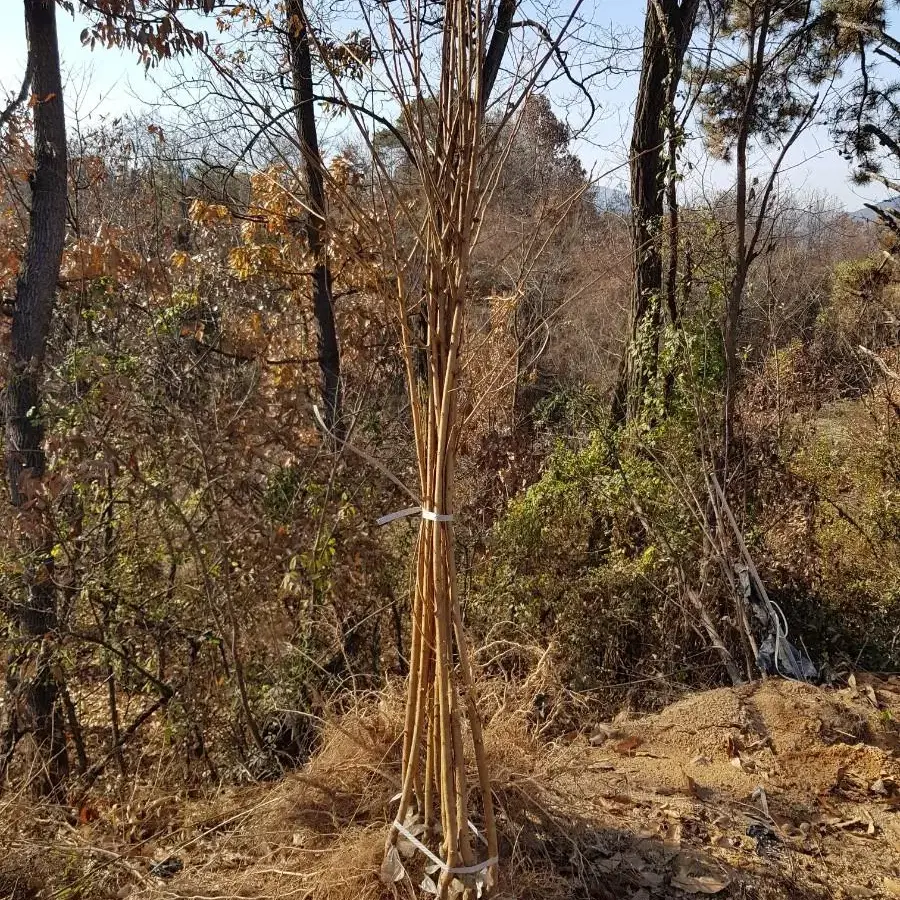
[2,0,70,799]
[1,0,215,800]
[614,0,701,424]
[285,0,343,435]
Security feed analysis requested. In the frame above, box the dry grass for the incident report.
[4,666,900,900]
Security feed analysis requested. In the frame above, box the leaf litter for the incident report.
[4,675,899,900]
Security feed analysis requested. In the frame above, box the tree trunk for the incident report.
[286,0,342,436]
[481,0,517,109]
[723,9,757,471]
[3,0,70,799]
[614,0,700,424]
[723,260,747,465]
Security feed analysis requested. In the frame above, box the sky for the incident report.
[0,0,892,212]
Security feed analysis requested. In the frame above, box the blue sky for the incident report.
[0,1,891,210]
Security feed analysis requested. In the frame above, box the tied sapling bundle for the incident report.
[295,0,591,891]
[382,0,498,895]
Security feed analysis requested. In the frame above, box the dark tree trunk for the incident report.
[723,5,770,471]
[481,0,517,109]
[724,124,749,465]
[723,266,746,460]
[613,0,700,424]
[3,0,70,799]
[286,0,342,436]
[664,92,681,328]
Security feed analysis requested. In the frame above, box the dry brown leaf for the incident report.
[590,724,622,745]
[671,869,731,895]
[614,735,643,755]
[596,852,622,873]
[683,770,703,799]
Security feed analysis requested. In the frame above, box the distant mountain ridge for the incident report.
[853,195,900,221]
[591,183,630,213]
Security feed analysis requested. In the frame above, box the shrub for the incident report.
[469,414,715,702]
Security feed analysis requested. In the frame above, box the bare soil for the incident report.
[2,675,899,900]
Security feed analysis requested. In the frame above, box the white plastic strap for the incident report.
[391,819,497,875]
[377,506,425,526]
[422,509,454,523]
[389,793,486,847]
[376,507,454,526]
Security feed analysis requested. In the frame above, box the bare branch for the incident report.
[0,58,33,134]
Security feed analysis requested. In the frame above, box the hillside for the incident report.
[4,675,899,900]
[1,3,900,899]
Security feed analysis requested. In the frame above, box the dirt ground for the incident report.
[2,675,899,900]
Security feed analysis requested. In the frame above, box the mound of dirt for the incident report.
[574,676,900,899]
[14,676,900,900]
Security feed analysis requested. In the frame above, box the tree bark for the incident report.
[724,157,748,464]
[613,0,700,424]
[286,0,342,436]
[3,0,70,799]
[723,4,770,468]
[481,0,517,109]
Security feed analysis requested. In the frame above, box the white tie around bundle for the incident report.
[376,506,455,526]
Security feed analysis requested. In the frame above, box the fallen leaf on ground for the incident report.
[750,785,770,818]
[614,736,643,755]
[671,869,731,894]
[590,724,621,745]
[671,854,731,895]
